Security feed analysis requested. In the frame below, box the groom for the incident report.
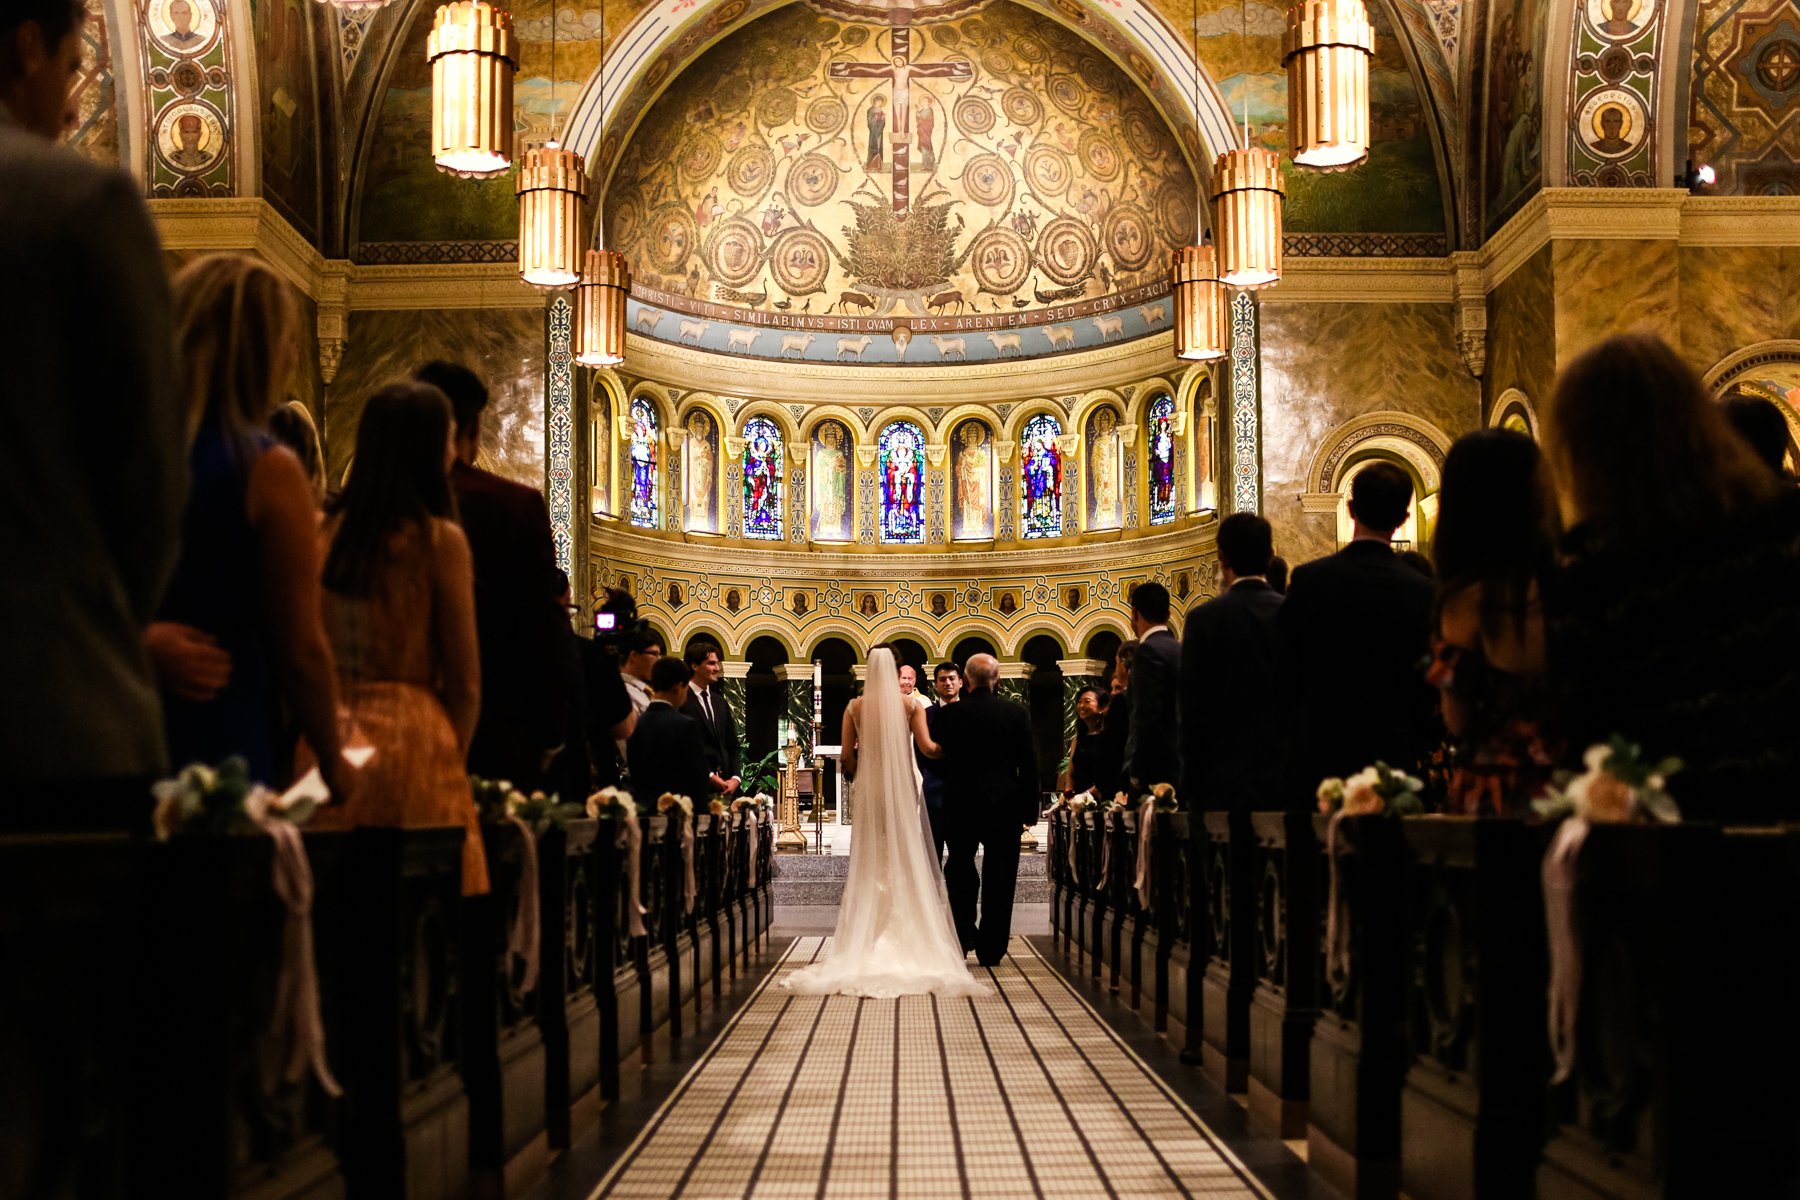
[933,654,1040,967]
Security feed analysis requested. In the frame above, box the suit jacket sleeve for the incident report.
[87,173,182,623]
[1126,638,1178,788]
[715,684,742,779]
[516,487,570,749]
[1179,609,1208,807]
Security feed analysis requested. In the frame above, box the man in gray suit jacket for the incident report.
[1,0,184,807]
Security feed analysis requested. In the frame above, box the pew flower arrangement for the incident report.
[1316,763,1426,817]
[587,786,636,819]
[1533,737,1682,825]
[1139,782,1180,814]
[152,757,320,840]
[470,777,585,834]
[658,792,695,818]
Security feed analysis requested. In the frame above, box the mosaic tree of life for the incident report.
[1148,392,1176,525]
[878,420,926,545]
[742,415,784,540]
[629,396,660,529]
[1020,413,1063,539]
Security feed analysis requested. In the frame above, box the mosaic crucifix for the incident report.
[830,20,969,219]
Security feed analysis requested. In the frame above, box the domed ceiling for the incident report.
[605,0,1198,365]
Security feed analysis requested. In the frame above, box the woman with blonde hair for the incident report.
[149,253,350,796]
[1545,332,1800,821]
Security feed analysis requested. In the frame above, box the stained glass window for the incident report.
[877,420,926,545]
[1148,393,1176,525]
[741,416,784,541]
[1020,413,1063,539]
[629,397,659,529]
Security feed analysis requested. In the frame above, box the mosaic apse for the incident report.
[603,0,1198,364]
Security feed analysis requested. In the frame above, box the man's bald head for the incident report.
[964,653,1000,690]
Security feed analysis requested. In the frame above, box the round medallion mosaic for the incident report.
[770,227,831,294]
[1103,204,1154,271]
[962,151,1015,208]
[704,215,764,286]
[1036,215,1097,286]
[954,94,996,136]
[728,144,775,197]
[1079,129,1121,180]
[1002,86,1044,126]
[970,227,1031,294]
[788,152,840,206]
[1025,143,1071,197]
[680,131,722,182]
[806,96,848,135]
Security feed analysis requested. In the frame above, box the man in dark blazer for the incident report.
[416,362,569,789]
[627,658,712,808]
[680,640,741,795]
[2,1,185,816]
[1278,461,1438,804]
[1123,581,1182,795]
[932,654,1039,966]
[1180,514,1285,812]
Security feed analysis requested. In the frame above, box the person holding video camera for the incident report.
[584,587,651,791]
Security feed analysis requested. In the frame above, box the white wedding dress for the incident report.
[782,650,986,998]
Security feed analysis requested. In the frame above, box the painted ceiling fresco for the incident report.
[1690,0,1800,195]
[603,0,1199,331]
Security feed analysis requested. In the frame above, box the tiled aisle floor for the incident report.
[588,937,1274,1199]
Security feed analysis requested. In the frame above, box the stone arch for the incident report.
[726,617,801,660]
[1305,410,1453,497]
[930,616,1009,662]
[1489,387,1540,439]
[800,621,872,661]
[1002,622,1071,660]
[1702,340,1800,452]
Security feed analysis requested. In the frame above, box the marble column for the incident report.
[721,660,751,736]
[1057,657,1108,750]
[774,663,814,760]
[995,661,1033,707]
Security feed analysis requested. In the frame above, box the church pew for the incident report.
[1247,811,1319,1138]
[1399,817,1550,1200]
[722,812,747,982]
[634,814,674,1062]
[464,823,550,1196]
[0,833,136,1200]
[537,818,601,1151]
[693,813,725,1013]
[595,818,634,1101]
[1105,807,1141,1001]
[1307,813,1407,1200]
[1078,810,1108,977]
[1198,810,1254,1092]
[755,812,774,944]
[335,827,471,1200]
[1150,811,1195,1036]
[1536,824,1800,1199]
[1048,810,1073,955]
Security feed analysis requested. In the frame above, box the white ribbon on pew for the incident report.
[1134,797,1156,909]
[247,772,342,1098]
[1065,811,1079,878]
[744,811,757,890]
[680,814,697,916]
[622,810,648,939]
[1099,814,1113,888]
[1542,815,1589,1084]
[504,814,541,996]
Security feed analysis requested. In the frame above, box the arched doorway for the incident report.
[1086,629,1123,680]
[743,635,789,763]
[952,635,998,667]
[888,636,930,688]
[813,637,858,815]
[1021,635,1066,792]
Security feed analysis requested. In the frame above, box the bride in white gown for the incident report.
[782,648,986,998]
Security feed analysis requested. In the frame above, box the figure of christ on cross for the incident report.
[829,22,971,218]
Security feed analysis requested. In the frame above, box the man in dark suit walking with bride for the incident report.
[932,654,1041,967]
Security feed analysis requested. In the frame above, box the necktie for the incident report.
[700,690,714,722]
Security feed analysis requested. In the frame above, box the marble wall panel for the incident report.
[1484,243,1555,416]
[1551,239,1680,369]
[1259,301,1479,565]
[1678,246,1800,378]
[326,308,546,491]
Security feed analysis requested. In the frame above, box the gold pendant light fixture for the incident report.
[518,0,587,289]
[1171,0,1226,361]
[428,1,516,178]
[1172,244,1228,361]
[572,0,629,365]
[1283,0,1374,170]
[1211,0,1285,289]
[575,249,631,366]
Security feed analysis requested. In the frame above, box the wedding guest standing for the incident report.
[1123,582,1181,794]
[1428,430,1559,815]
[416,361,567,789]
[1180,514,1283,812]
[1721,390,1793,478]
[681,640,742,797]
[1279,462,1438,801]
[628,658,712,808]
[1,0,184,820]
[1095,641,1136,796]
[921,662,961,860]
[152,255,347,795]
[1546,334,1800,822]
[1057,687,1107,796]
[306,383,488,895]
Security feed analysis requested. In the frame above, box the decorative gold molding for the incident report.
[1260,257,1456,305]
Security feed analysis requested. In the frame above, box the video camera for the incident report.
[591,587,651,658]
